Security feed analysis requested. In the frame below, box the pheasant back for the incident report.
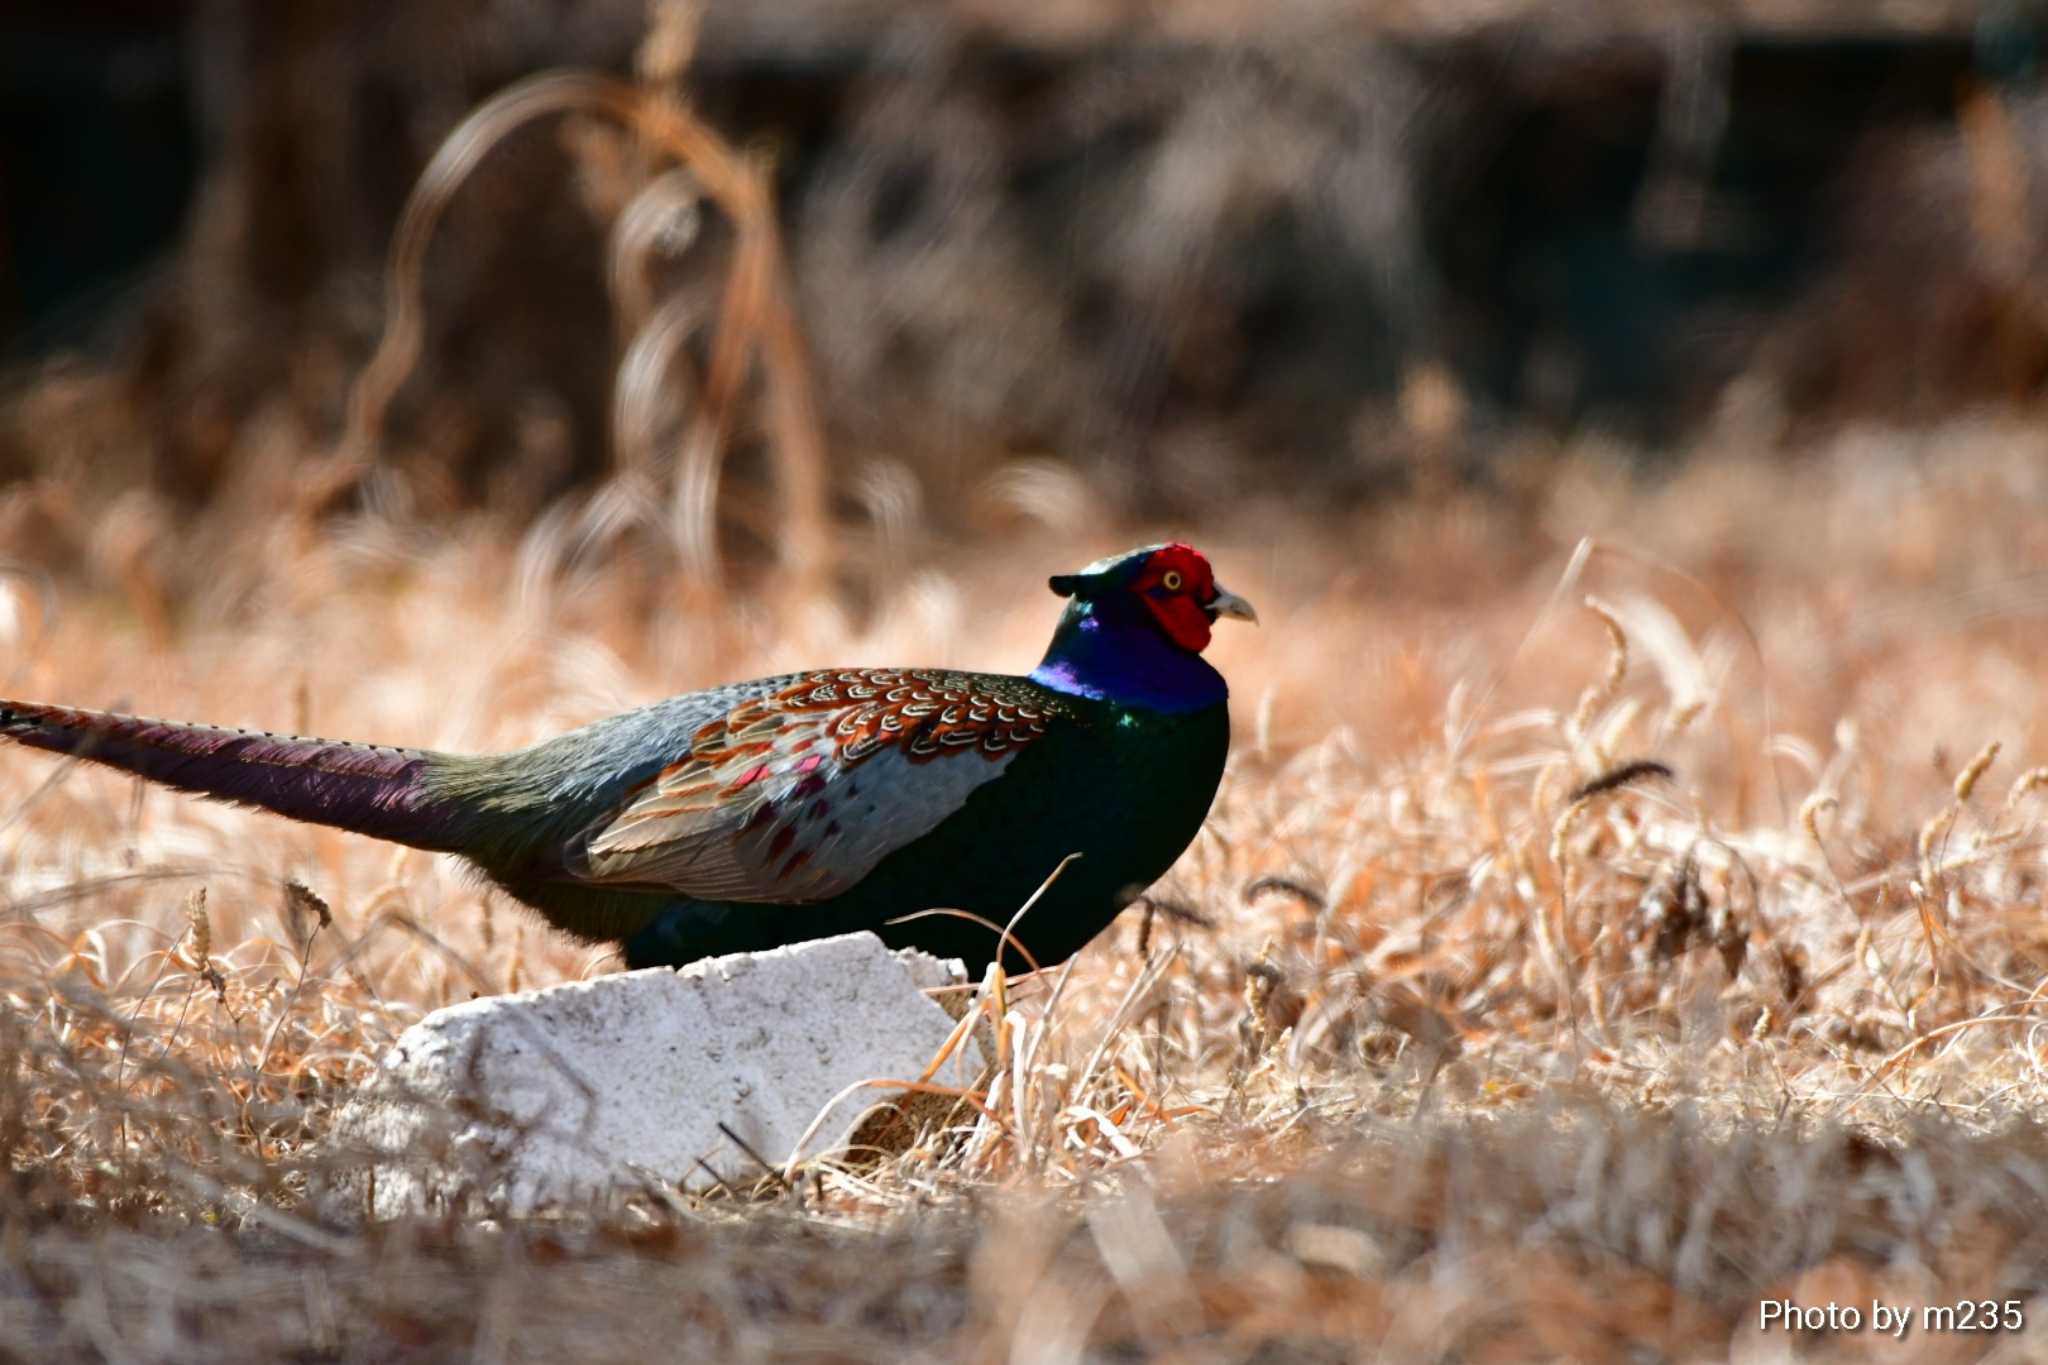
[0,543,1253,973]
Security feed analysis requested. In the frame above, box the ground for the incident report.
[7,413,2048,1360]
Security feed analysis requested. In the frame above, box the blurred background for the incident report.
[5,1,2045,549]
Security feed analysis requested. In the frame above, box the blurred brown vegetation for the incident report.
[8,3,2048,536]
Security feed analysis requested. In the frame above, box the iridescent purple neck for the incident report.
[1029,598,1228,713]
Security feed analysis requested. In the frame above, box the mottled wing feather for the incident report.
[571,669,1072,902]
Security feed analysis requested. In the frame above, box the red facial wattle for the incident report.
[1131,544,1218,654]
[1147,596,1213,652]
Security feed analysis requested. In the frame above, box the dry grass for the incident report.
[7,417,2048,1358]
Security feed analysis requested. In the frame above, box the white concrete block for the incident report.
[322,932,979,1218]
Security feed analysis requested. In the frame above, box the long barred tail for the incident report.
[0,700,471,853]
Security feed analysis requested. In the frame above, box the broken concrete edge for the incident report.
[316,931,988,1220]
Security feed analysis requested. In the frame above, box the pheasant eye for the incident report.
[1162,570,1184,591]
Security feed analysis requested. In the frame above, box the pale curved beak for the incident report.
[1208,585,1259,625]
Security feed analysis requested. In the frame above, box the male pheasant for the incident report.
[0,544,1254,974]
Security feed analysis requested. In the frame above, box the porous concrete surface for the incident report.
[321,932,978,1218]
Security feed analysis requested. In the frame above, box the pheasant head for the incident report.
[1031,543,1257,712]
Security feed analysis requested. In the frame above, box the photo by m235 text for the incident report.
[1759,1299,2025,1340]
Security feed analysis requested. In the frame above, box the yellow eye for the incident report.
[1162,571,1184,591]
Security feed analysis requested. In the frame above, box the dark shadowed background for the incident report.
[7,1,2045,524]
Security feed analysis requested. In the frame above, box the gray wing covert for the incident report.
[566,669,1070,904]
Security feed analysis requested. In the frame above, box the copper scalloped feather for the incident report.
[571,669,1077,903]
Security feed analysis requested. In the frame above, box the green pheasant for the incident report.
[0,544,1255,973]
